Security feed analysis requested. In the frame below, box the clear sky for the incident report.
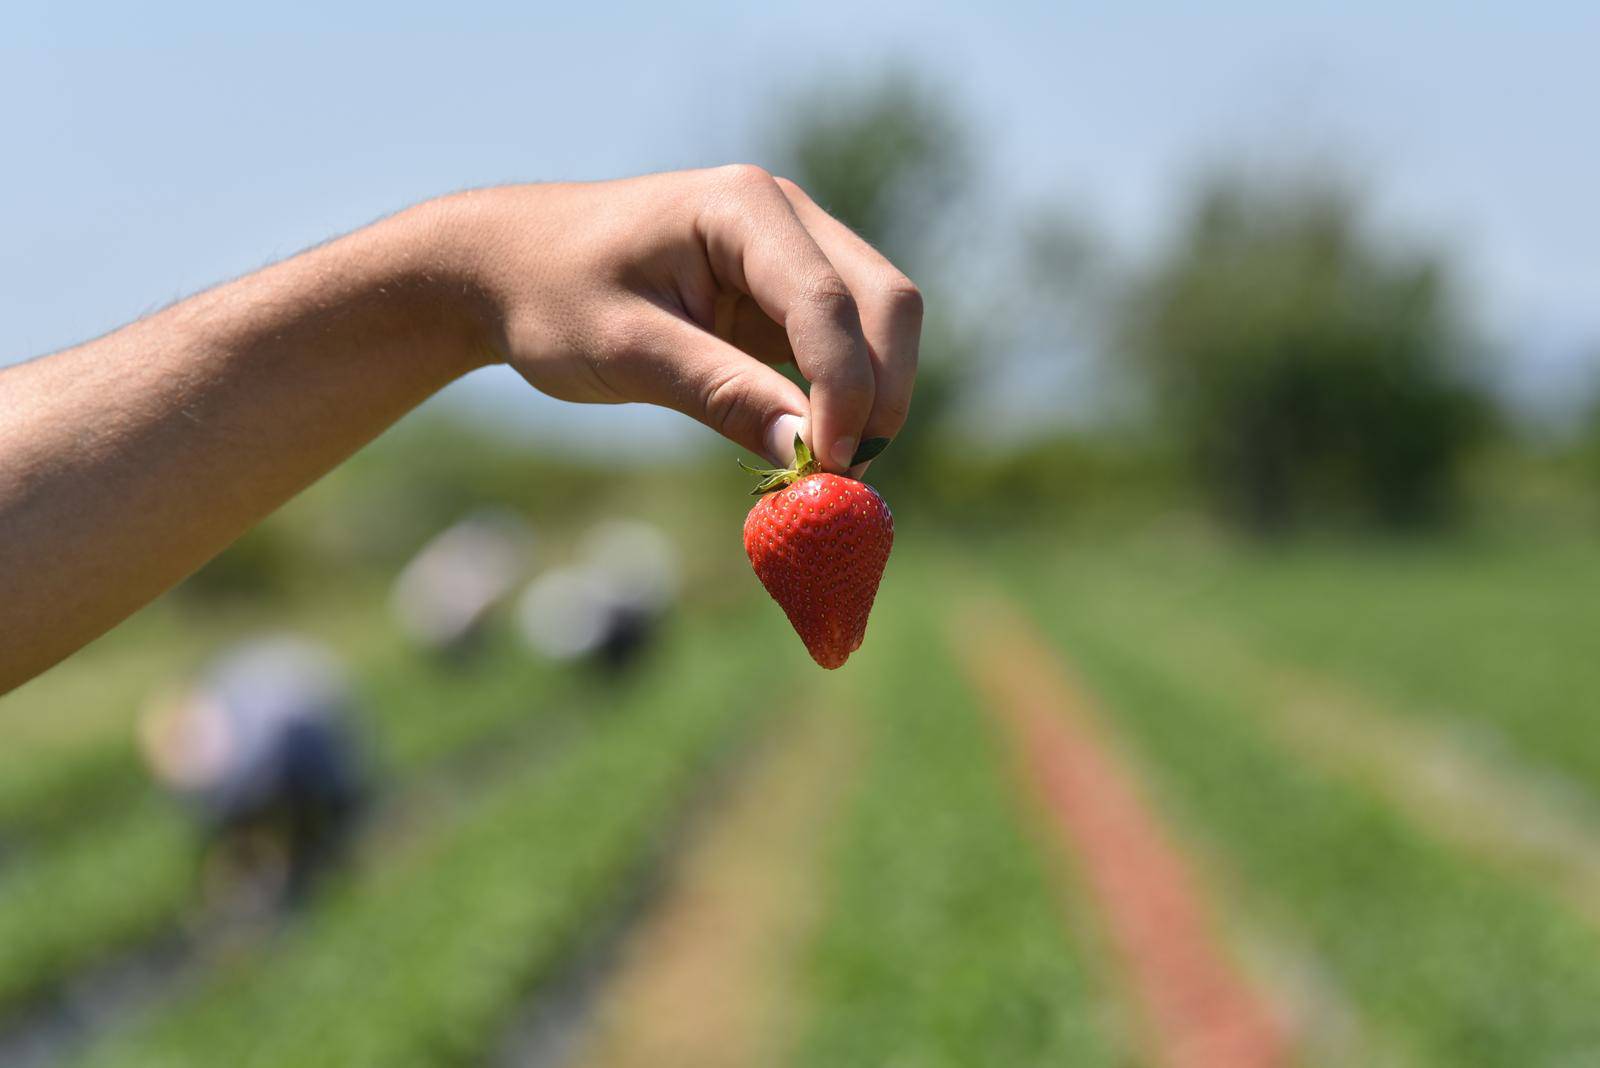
[6,1,1597,445]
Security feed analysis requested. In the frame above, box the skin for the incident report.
[0,165,922,694]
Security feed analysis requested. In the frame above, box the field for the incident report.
[2,527,1597,1067]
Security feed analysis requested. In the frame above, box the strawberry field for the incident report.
[2,528,1598,1067]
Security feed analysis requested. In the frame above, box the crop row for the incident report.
[72,607,787,1066]
[0,625,567,1022]
[793,573,1124,1066]
[1006,545,1600,1065]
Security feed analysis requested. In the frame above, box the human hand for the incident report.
[433,166,922,471]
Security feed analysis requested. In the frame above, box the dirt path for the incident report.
[562,700,855,1068]
[953,596,1290,1068]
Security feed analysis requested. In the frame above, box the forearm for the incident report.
[0,200,492,692]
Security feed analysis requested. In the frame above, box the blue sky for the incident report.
[6,2,1598,445]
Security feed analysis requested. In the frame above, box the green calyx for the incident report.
[738,434,891,496]
[739,434,820,496]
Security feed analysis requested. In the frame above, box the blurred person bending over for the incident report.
[0,167,922,694]
[140,636,368,916]
[518,519,681,679]
[390,509,534,662]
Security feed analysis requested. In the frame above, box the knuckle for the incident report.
[877,272,924,321]
[800,271,859,316]
[711,162,775,196]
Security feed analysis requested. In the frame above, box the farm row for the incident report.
[2,533,1596,1066]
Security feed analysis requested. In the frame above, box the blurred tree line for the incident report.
[184,73,1591,606]
[766,75,1506,535]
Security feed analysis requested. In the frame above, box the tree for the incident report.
[1122,174,1491,533]
[772,73,972,270]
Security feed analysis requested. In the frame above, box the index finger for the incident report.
[696,165,875,472]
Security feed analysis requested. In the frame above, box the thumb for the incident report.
[637,313,811,465]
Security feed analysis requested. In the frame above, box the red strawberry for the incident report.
[740,436,894,669]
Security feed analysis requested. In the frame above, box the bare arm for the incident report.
[1,167,921,692]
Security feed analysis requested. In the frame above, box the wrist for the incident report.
[362,196,507,382]
[399,190,522,374]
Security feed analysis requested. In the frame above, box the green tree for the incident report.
[773,73,972,269]
[1122,175,1492,533]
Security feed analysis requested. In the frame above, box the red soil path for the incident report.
[955,598,1291,1068]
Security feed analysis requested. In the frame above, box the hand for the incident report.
[436,166,923,471]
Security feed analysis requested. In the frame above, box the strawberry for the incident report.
[740,435,894,669]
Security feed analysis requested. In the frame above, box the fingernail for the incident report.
[764,413,805,466]
[830,437,858,470]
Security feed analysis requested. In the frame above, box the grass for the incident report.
[792,569,1124,1068]
[1099,534,1600,795]
[0,799,192,1015]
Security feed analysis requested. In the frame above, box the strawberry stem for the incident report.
[742,434,896,495]
[739,434,821,495]
[739,434,892,495]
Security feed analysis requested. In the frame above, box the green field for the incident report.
[2,530,1597,1066]
[997,534,1600,1065]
